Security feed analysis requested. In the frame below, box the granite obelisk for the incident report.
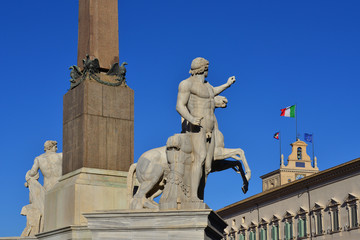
[41,0,133,234]
[77,0,119,71]
[63,0,133,175]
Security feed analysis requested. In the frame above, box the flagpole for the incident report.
[295,104,298,141]
[312,133,315,166]
[279,130,282,166]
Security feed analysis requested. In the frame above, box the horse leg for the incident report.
[217,148,251,181]
[232,152,251,182]
[131,163,163,210]
[211,159,249,193]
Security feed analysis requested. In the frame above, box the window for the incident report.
[271,225,279,240]
[350,204,358,228]
[297,147,302,160]
[258,218,268,240]
[332,209,339,231]
[249,229,256,240]
[248,222,257,240]
[228,232,235,240]
[296,207,308,238]
[297,217,306,238]
[269,215,280,240]
[259,227,267,240]
[327,198,341,233]
[284,221,293,240]
[315,211,323,235]
[310,203,324,236]
[239,224,247,240]
[344,193,359,230]
[283,211,294,240]
[239,231,245,240]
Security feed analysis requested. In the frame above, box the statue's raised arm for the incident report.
[212,76,236,96]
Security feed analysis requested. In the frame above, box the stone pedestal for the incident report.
[63,79,134,175]
[36,226,91,240]
[43,168,129,232]
[84,209,227,240]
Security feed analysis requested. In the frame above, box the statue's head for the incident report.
[44,140,58,152]
[189,57,209,76]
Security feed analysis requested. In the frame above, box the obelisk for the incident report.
[41,0,133,234]
[63,0,133,174]
[77,0,119,71]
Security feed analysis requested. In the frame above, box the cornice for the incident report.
[217,157,360,218]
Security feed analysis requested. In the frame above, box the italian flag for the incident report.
[280,105,296,118]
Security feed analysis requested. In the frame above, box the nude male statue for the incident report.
[28,140,62,191]
[21,140,63,236]
[176,57,235,201]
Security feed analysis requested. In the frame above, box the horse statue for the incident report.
[127,96,251,210]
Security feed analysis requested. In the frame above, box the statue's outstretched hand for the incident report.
[227,76,236,87]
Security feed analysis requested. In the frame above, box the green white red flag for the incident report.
[280,105,296,118]
[273,132,279,140]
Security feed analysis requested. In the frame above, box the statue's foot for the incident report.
[190,197,202,202]
[143,199,159,209]
[130,198,143,210]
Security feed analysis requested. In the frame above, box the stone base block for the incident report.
[36,226,91,240]
[0,237,37,240]
[84,209,227,240]
[43,167,129,232]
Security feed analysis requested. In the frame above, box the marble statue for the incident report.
[176,57,236,201]
[21,140,62,237]
[159,134,193,209]
[127,58,251,210]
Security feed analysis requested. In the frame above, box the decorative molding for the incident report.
[69,54,128,89]
[248,221,257,229]
[270,214,281,223]
[327,198,340,208]
[343,193,358,204]
[239,224,248,230]
[311,202,324,212]
[296,206,308,215]
[258,218,268,226]
[283,211,294,220]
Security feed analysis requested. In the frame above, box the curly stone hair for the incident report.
[44,140,57,151]
[189,57,209,75]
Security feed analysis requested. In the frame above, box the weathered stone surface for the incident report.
[21,141,62,237]
[37,226,91,240]
[77,0,119,70]
[84,209,227,240]
[43,168,129,232]
[63,79,134,174]
[127,58,250,210]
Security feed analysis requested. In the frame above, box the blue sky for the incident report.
[1,0,360,236]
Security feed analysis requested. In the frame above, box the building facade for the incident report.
[217,142,360,240]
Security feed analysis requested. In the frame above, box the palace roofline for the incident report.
[217,157,360,218]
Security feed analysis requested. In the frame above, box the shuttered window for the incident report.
[297,218,306,237]
[271,225,278,240]
[350,205,358,228]
[316,212,322,234]
[284,221,293,240]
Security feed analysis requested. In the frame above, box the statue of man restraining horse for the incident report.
[127,57,251,210]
